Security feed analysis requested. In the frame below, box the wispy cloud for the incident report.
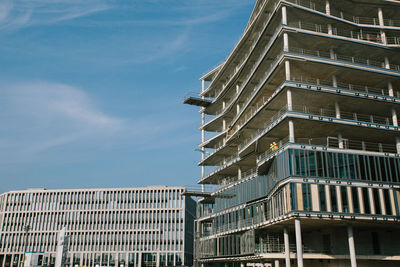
[0,81,122,157]
[0,0,111,31]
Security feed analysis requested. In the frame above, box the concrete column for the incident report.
[332,75,337,88]
[222,101,226,109]
[274,260,280,267]
[347,225,357,267]
[287,88,293,111]
[385,57,390,69]
[388,82,394,97]
[335,102,340,119]
[241,264,245,267]
[284,227,291,267]
[202,80,205,93]
[325,0,330,15]
[283,33,289,52]
[392,109,398,126]
[327,24,333,35]
[396,137,400,154]
[378,8,384,26]
[282,6,287,25]
[285,60,291,80]
[238,167,242,179]
[223,119,226,130]
[289,120,295,143]
[294,219,303,267]
[236,84,240,94]
[338,132,344,149]
[330,48,335,60]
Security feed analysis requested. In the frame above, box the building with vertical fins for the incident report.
[184,0,400,266]
[0,186,196,267]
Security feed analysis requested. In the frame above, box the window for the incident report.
[351,187,360,213]
[362,188,371,214]
[302,184,312,211]
[373,188,381,215]
[319,185,326,212]
[341,187,349,213]
[330,186,338,212]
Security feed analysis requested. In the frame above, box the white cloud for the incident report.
[0,81,122,156]
[0,0,111,31]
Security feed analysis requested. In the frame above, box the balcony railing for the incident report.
[257,137,398,164]
[204,1,281,99]
[288,21,400,45]
[286,0,400,27]
[240,104,395,153]
[289,47,400,72]
[290,77,400,98]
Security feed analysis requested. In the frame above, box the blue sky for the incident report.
[0,0,255,193]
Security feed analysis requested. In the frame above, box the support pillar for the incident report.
[338,132,344,149]
[285,60,291,81]
[287,89,293,111]
[327,24,333,35]
[325,0,330,15]
[284,227,291,267]
[294,219,303,267]
[283,33,289,52]
[396,137,400,154]
[388,82,394,97]
[330,48,335,60]
[347,225,357,267]
[274,260,280,267]
[385,57,390,69]
[332,75,337,88]
[241,264,245,267]
[335,102,340,119]
[236,84,240,94]
[238,167,242,179]
[282,6,287,25]
[378,8,387,44]
[289,120,295,143]
[392,109,398,126]
[237,103,240,115]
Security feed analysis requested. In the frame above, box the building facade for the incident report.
[185,0,400,266]
[0,186,196,267]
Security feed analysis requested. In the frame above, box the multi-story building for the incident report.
[0,186,196,267]
[185,0,400,266]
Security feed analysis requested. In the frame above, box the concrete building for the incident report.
[185,0,400,266]
[0,186,196,267]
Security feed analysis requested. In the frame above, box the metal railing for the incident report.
[257,136,398,163]
[288,21,396,45]
[204,0,280,99]
[286,0,400,27]
[289,47,400,71]
[290,76,400,97]
[240,103,395,153]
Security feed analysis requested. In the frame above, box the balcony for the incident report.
[257,137,399,166]
[287,21,400,46]
[202,0,281,99]
[285,0,400,28]
[239,103,398,154]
